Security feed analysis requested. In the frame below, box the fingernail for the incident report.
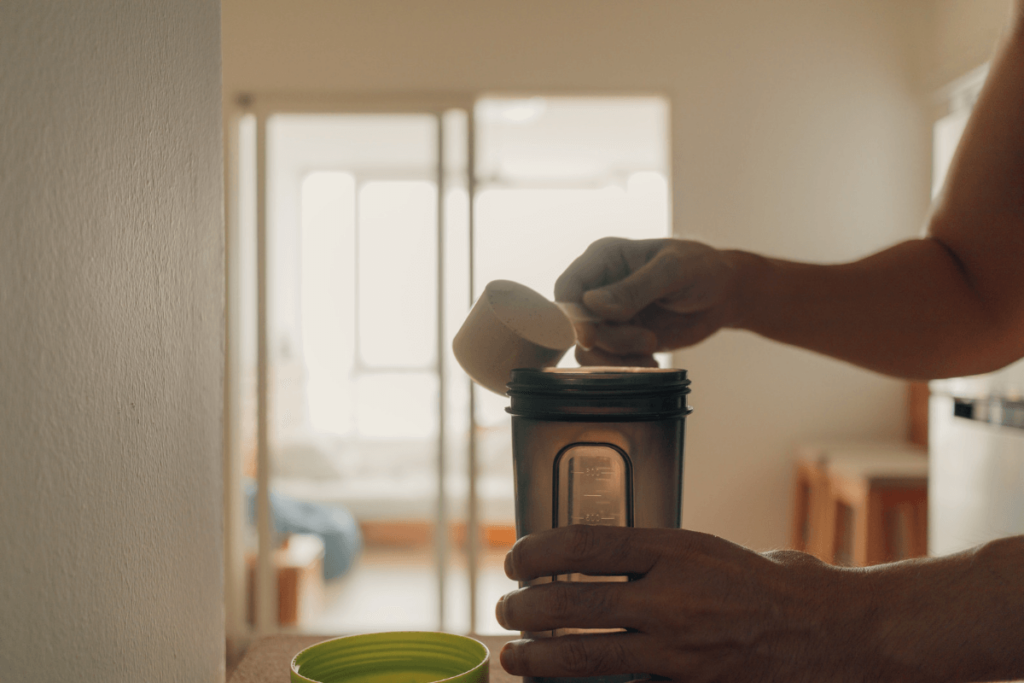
[500,643,516,672]
[574,326,594,351]
[495,595,506,628]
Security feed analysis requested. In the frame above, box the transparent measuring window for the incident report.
[556,444,630,528]
[554,443,632,636]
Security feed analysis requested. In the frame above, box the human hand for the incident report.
[495,525,865,682]
[553,238,742,366]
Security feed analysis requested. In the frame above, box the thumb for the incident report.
[581,250,689,322]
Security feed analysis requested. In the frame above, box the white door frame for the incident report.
[223,92,483,640]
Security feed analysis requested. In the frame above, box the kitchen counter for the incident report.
[229,634,517,683]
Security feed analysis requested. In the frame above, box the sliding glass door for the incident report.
[224,94,671,644]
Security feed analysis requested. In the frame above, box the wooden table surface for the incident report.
[229,634,517,683]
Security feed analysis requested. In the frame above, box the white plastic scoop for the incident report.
[453,280,596,395]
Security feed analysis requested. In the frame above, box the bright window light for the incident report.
[358,180,438,369]
[254,99,670,635]
[301,172,356,435]
[355,372,438,439]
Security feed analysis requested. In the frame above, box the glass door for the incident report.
[268,113,446,633]
[228,100,476,638]
[224,94,672,644]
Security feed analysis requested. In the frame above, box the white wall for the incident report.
[0,2,224,681]
[919,0,1013,92]
[221,1,980,549]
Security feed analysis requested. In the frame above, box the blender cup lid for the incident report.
[506,366,691,420]
[509,366,689,389]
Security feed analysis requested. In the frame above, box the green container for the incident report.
[291,632,490,683]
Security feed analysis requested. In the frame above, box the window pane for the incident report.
[355,372,438,440]
[627,171,671,235]
[476,96,668,183]
[264,112,441,636]
[302,172,356,436]
[358,181,438,369]
[475,186,630,300]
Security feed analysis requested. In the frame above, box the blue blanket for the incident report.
[245,480,362,580]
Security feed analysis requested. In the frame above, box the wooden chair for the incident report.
[791,456,830,558]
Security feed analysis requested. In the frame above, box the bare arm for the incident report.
[735,8,1024,378]
[858,535,1024,682]
[558,6,1024,379]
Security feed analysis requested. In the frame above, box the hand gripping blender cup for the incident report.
[453,280,691,683]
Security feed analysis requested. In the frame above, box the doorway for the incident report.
[225,94,671,641]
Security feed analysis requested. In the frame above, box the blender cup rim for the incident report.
[506,366,692,420]
[507,366,690,392]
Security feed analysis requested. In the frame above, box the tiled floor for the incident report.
[305,544,519,636]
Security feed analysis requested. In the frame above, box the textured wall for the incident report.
[223,0,930,549]
[0,2,224,681]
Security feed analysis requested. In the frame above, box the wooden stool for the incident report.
[792,442,927,566]
[246,533,326,626]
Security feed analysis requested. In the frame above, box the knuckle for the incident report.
[654,246,688,278]
[583,584,615,621]
[549,582,575,621]
[565,524,600,561]
[559,639,592,676]
[598,639,631,673]
[589,236,623,254]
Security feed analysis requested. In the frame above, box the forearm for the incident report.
[726,239,1023,379]
[847,536,1024,682]
[727,16,1024,379]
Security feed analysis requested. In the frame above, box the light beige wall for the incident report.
[918,0,1014,92]
[223,0,934,549]
[0,2,224,680]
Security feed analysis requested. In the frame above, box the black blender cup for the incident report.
[454,281,691,683]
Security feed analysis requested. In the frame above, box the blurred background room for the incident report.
[219,0,1015,656]
[2,2,1016,681]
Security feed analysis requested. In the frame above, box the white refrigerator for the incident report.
[929,361,1024,556]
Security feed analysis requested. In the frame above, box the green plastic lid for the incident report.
[290,632,490,683]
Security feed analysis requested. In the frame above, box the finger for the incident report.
[496,580,641,632]
[573,321,597,350]
[553,237,633,302]
[500,633,655,678]
[575,346,658,368]
[581,248,690,322]
[505,525,669,581]
[589,323,658,356]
